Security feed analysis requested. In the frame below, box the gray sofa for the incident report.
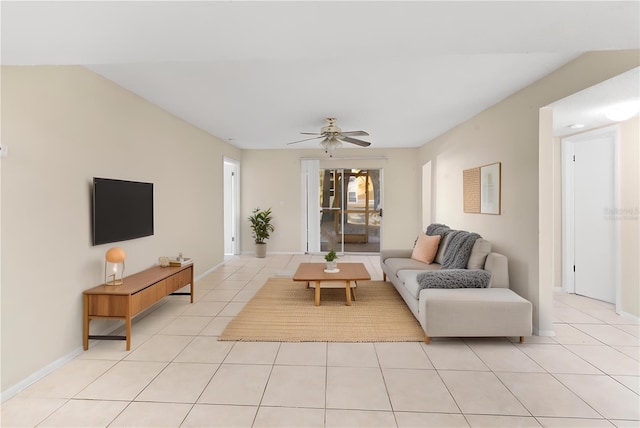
[381,232,532,344]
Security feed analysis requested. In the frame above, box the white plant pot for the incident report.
[325,261,338,271]
[255,243,267,258]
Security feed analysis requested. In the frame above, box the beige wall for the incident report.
[552,136,563,289]
[538,106,555,334]
[1,66,241,392]
[419,50,640,333]
[619,116,640,317]
[240,148,421,254]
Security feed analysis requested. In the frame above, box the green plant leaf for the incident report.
[248,207,275,244]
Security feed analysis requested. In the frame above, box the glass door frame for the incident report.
[302,159,383,255]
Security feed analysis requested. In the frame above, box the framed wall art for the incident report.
[463,167,481,213]
[463,162,501,215]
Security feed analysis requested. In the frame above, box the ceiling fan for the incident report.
[287,117,371,156]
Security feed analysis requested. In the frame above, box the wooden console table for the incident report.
[83,264,194,350]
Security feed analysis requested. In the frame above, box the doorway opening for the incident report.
[561,126,619,307]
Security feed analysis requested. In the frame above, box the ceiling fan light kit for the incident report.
[320,137,342,157]
[288,117,371,157]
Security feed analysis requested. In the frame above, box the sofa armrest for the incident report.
[380,249,413,263]
[485,253,509,288]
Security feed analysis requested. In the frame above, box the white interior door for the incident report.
[223,158,240,255]
[566,129,617,303]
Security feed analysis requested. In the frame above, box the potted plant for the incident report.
[324,250,338,271]
[248,207,274,258]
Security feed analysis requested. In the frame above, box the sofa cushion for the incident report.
[433,233,451,265]
[398,269,438,299]
[467,238,492,269]
[381,249,413,262]
[411,233,441,264]
[385,258,437,277]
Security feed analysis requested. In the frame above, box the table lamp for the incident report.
[105,247,126,285]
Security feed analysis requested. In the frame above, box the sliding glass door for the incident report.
[319,168,381,253]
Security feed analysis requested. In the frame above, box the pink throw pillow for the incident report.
[411,233,441,264]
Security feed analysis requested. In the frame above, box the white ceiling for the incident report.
[551,67,640,137]
[2,1,639,150]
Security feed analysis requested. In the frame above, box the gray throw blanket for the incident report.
[417,269,491,289]
[426,224,480,269]
[426,223,451,239]
[441,230,480,269]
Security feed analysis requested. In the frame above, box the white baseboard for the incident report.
[1,347,83,403]
[196,260,225,281]
[2,260,228,403]
[619,310,640,323]
[1,313,131,403]
[240,250,306,256]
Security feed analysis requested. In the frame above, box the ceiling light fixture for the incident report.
[605,101,640,122]
[320,137,342,157]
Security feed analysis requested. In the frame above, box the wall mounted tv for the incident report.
[92,177,154,246]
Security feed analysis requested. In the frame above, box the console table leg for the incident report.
[189,267,195,304]
[83,295,90,350]
[125,299,132,351]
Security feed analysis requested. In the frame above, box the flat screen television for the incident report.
[92,177,154,246]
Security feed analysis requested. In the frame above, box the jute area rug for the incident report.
[219,277,424,342]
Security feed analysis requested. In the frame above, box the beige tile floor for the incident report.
[2,254,639,427]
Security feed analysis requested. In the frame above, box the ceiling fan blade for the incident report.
[287,135,325,145]
[338,136,371,147]
[340,131,369,137]
[300,132,323,135]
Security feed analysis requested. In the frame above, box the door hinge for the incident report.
[232,236,235,242]
[573,265,575,272]
[572,155,575,162]
[379,208,383,217]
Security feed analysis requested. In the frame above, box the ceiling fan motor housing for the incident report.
[321,117,341,135]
